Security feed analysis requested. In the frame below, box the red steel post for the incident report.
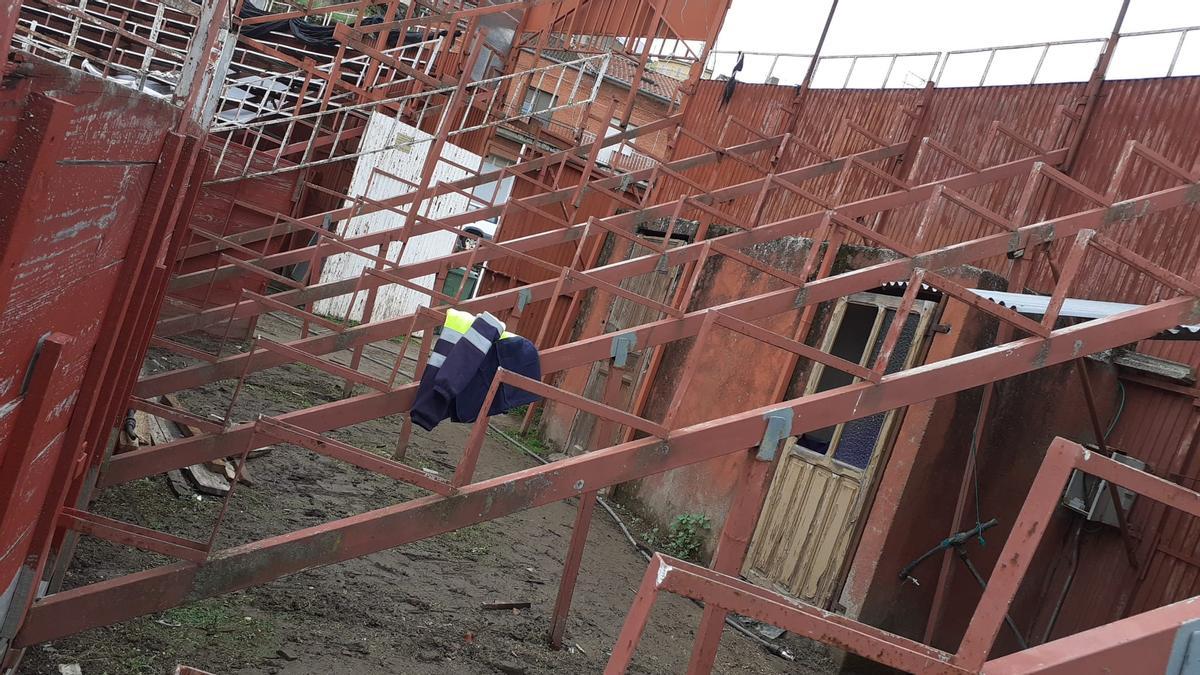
[549,490,597,649]
[686,449,777,673]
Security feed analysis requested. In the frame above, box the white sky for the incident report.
[710,0,1200,87]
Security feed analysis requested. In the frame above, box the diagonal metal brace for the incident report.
[757,408,793,461]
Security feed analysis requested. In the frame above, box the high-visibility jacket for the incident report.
[410,309,541,431]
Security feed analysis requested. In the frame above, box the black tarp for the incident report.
[237,3,446,50]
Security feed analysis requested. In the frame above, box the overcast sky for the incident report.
[710,0,1200,87]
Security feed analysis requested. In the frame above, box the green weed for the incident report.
[646,513,711,562]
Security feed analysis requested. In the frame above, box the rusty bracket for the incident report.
[1165,617,1200,675]
[611,333,636,368]
[757,408,793,461]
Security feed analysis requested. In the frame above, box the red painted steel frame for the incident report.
[23,104,1193,654]
[604,438,1200,674]
[11,4,1200,672]
[14,285,1200,644]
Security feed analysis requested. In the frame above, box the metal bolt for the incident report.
[573,480,584,491]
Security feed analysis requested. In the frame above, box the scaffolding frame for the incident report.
[6,1,1200,674]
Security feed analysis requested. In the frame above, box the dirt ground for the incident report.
[18,314,839,675]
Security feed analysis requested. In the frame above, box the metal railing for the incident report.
[213,37,442,127]
[14,0,443,108]
[16,0,194,96]
[206,52,611,183]
[705,23,1200,89]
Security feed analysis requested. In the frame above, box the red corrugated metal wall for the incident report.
[665,76,1200,638]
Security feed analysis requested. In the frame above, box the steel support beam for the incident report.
[107,174,1200,486]
[18,292,1199,645]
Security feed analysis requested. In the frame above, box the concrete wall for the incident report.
[541,234,1001,561]
[840,307,1122,664]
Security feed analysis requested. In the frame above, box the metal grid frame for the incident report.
[605,437,1200,674]
[6,1,1200,673]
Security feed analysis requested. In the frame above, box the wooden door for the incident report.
[744,292,936,604]
[564,237,682,454]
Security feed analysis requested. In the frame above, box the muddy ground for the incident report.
[19,314,838,675]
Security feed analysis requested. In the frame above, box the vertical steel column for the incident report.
[685,448,777,673]
[548,490,597,649]
[782,0,840,136]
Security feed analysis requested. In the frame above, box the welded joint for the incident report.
[757,408,793,461]
[611,333,636,368]
[516,287,531,312]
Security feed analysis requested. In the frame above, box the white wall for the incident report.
[314,112,482,322]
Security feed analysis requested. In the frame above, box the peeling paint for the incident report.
[655,561,673,586]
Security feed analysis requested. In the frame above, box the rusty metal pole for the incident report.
[1025,0,1130,268]
[922,381,999,644]
[548,490,597,649]
[1075,348,1139,568]
[783,0,840,137]
[685,447,778,674]
[1064,0,1131,172]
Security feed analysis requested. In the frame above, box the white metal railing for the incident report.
[16,0,193,96]
[206,52,611,184]
[213,37,442,127]
[705,24,1200,89]
[14,0,453,140]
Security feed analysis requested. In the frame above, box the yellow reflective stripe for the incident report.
[500,331,516,339]
[444,308,474,333]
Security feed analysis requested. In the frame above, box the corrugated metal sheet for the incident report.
[667,75,1200,637]
[664,82,923,229]
[523,0,725,41]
